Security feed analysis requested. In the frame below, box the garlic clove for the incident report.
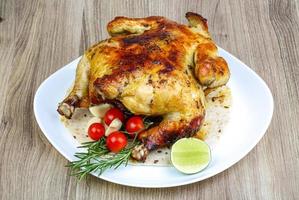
[105,118,122,136]
[89,104,113,118]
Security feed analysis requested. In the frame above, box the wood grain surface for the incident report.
[1,0,299,199]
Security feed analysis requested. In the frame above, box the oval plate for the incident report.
[34,47,274,188]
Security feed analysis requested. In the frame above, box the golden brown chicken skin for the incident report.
[58,12,230,161]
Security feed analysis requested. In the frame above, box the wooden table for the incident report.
[1,0,298,199]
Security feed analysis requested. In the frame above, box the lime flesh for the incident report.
[171,138,211,174]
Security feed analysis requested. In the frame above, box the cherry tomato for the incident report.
[126,116,145,134]
[106,131,128,153]
[88,123,105,141]
[104,108,125,125]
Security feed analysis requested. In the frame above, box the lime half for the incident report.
[171,138,211,174]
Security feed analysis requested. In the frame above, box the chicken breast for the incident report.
[57,12,230,161]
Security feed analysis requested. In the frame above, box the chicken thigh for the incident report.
[58,12,230,160]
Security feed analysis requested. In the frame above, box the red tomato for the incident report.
[104,108,125,125]
[125,116,145,134]
[106,131,128,153]
[88,123,105,141]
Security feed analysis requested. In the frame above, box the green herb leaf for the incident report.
[67,135,139,180]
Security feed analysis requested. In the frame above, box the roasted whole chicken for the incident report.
[58,12,230,161]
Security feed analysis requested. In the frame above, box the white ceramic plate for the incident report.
[34,47,274,188]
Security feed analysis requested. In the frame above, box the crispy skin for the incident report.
[58,12,230,159]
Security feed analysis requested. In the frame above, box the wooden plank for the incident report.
[0,0,298,199]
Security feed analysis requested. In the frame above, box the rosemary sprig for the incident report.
[67,116,154,180]
[67,135,140,180]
